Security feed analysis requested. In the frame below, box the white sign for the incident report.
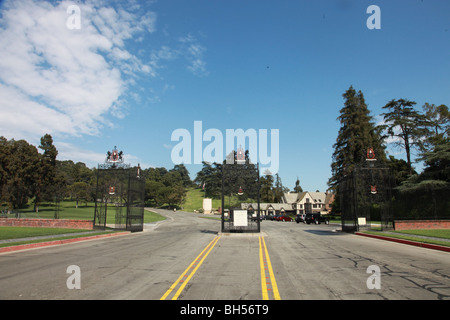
[203,198,212,214]
[233,210,248,227]
[358,217,367,226]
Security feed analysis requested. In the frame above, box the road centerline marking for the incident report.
[259,236,269,300]
[259,236,281,300]
[160,235,221,300]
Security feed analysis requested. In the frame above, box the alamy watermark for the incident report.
[366,265,381,289]
[66,265,81,289]
[66,5,81,30]
[171,121,279,174]
[366,5,381,30]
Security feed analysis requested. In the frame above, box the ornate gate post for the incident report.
[93,147,145,232]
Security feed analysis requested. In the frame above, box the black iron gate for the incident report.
[221,150,261,233]
[339,150,394,232]
[93,147,145,232]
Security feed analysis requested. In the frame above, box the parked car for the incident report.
[305,213,329,225]
[251,214,263,221]
[295,214,306,223]
[277,215,292,222]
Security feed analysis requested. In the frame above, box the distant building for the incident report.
[241,191,335,217]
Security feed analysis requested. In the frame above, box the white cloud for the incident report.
[56,141,106,168]
[179,33,209,76]
[56,141,154,169]
[0,0,157,141]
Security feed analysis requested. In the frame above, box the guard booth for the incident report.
[339,148,394,232]
[93,147,145,232]
[221,149,261,233]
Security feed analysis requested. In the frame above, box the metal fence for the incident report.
[339,161,394,232]
[221,162,261,233]
[93,165,145,232]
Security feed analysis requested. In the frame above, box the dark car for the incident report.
[305,213,329,225]
[295,214,306,223]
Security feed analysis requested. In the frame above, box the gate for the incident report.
[221,149,261,233]
[93,147,145,232]
[339,148,394,232]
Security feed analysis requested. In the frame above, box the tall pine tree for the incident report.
[328,86,386,189]
[35,134,58,212]
[382,99,426,175]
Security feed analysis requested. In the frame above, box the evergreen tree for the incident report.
[293,177,303,193]
[194,161,222,198]
[260,173,275,203]
[0,138,40,210]
[381,99,427,175]
[35,134,58,211]
[421,103,449,152]
[329,86,386,189]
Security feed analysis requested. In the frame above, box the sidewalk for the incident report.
[0,219,168,254]
[356,231,450,253]
[0,230,109,245]
[0,230,130,254]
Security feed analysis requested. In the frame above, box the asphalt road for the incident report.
[1,209,449,300]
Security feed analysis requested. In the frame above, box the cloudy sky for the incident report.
[0,0,449,192]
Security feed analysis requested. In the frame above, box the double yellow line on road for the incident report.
[160,236,221,300]
[160,235,280,300]
[259,236,281,300]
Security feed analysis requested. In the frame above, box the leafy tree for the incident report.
[194,161,222,198]
[395,139,450,218]
[329,86,386,189]
[69,181,90,208]
[421,103,449,152]
[260,173,275,203]
[34,134,58,212]
[387,155,416,187]
[165,185,186,208]
[170,164,192,187]
[144,165,189,207]
[273,173,287,203]
[0,137,10,207]
[145,180,165,206]
[293,177,303,193]
[222,150,259,200]
[381,99,427,175]
[0,138,40,210]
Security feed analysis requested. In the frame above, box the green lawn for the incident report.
[182,187,256,212]
[362,229,450,247]
[183,187,222,212]
[0,206,166,248]
[395,229,450,240]
[2,200,165,224]
[0,226,90,240]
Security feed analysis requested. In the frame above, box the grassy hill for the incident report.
[182,187,255,212]
[183,187,221,212]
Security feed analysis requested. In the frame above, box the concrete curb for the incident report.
[0,231,130,254]
[356,232,450,253]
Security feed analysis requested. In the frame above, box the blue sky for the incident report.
[0,0,449,192]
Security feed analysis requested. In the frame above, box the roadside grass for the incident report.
[395,229,450,239]
[182,187,221,212]
[362,229,450,247]
[0,227,88,240]
[0,231,119,249]
[182,187,257,212]
[3,200,164,224]
[0,206,165,248]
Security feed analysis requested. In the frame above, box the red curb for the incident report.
[0,231,130,254]
[356,232,450,253]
